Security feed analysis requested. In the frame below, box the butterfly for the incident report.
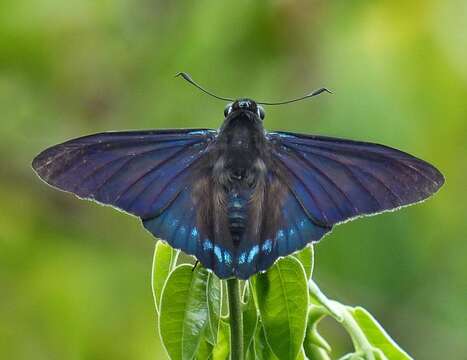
[32,74,444,279]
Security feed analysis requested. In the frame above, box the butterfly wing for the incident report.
[268,131,444,226]
[143,178,238,279]
[234,175,331,279]
[33,128,445,280]
[33,129,216,217]
[233,131,444,279]
[33,129,218,258]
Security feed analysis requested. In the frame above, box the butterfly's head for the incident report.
[224,99,265,120]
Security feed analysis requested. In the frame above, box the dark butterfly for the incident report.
[32,74,444,279]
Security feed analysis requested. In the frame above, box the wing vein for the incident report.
[130,150,206,216]
[273,154,329,224]
[112,141,201,203]
[35,136,201,172]
[278,139,405,206]
[124,145,205,212]
[282,143,362,213]
[283,143,386,208]
[310,148,404,205]
[285,138,439,185]
[73,142,194,193]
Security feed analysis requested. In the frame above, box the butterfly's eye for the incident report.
[257,105,265,120]
[224,103,233,118]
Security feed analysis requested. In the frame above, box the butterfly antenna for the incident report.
[176,72,234,102]
[257,87,333,106]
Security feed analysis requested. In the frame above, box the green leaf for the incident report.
[159,265,210,360]
[253,323,279,360]
[304,305,332,359]
[243,283,258,355]
[152,241,178,313]
[255,256,309,360]
[296,348,309,360]
[293,244,314,280]
[348,307,413,360]
[212,320,230,360]
[196,336,213,360]
[205,273,222,345]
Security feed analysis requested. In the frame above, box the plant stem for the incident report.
[227,278,244,360]
[332,300,375,360]
[308,280,375,360]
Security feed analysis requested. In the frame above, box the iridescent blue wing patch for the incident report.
[234,184,331,279]
[268,131,444,227]
[143,186,235,279]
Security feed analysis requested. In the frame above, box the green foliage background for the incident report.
[0,0,465,359]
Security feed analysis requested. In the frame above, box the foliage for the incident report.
[153,243,414,360]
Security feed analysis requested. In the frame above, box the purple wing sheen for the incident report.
[268,131,444,227]
[32,129,216,218]
[33,128,248,277]
[222,131,445,279]
[33,129,228,274]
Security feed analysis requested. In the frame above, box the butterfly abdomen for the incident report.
[227,191,248,245]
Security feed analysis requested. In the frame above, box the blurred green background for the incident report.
[1,0,465,359]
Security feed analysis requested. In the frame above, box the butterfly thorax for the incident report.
[201,111,269,249]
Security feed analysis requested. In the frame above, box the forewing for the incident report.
[268,131,444,226]
[32,129,217,219]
